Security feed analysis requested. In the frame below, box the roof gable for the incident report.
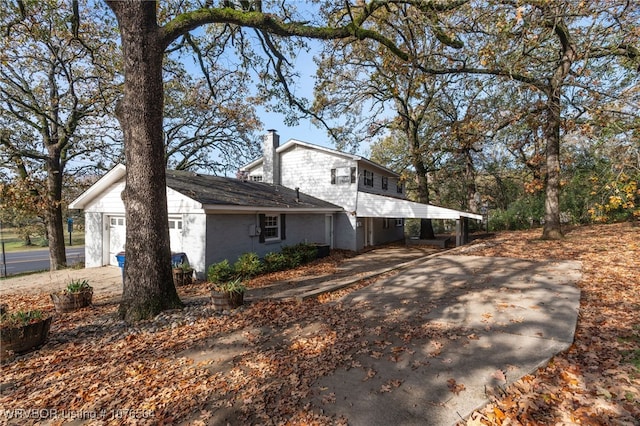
[243,138,399,177]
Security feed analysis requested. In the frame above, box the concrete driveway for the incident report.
[306,254,582,425]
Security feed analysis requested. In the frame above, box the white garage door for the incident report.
[108,216,126,266]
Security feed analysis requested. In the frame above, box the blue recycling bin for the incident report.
[116,251,126,281]
[171,252,188,266]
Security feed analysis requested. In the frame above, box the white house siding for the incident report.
[357,166,405,198]
[81,180,207,269]
[180,212,207,278]
[84,212,103,267]
[83,181,126,214]
[279,145,358,213]
[204,213,329,268]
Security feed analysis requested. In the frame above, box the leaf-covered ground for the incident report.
[461,222,640,425]
[0,223,638,425]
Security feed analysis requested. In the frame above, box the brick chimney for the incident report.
[263,129,280,184]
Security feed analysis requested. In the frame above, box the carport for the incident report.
[355,192,483,246]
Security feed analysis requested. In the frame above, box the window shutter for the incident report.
[280,214,286,240]
[331,168,336,184]
[258,214,266,243]
[350,167,356,183]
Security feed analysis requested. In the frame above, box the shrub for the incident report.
[281,243,318,268]
[234,252,262,279]
[207,259,234,283]
[263,252,288,273]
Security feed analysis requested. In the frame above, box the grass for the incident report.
[0,227,85,252]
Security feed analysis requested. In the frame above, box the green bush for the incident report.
[263,252,288,273]
[281,243,318,268]
[233,252,262,279]
[207,259,234,283]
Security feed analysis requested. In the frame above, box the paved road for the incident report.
[0,246,85,276]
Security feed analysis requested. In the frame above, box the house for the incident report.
[241,130,482,251]
[70,130,481,278]
[69,164,342,277]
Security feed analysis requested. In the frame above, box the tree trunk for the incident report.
[45,153,67,270]
[108,1,182,321]
[412,153,435,239]
[542,92,563,240]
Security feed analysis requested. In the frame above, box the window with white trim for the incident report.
[110,217,125,226]
[250,175,263,182]
[395,218,404,227]
[263,215,279,239]
[331,167,356,184]
[168,218,183,230]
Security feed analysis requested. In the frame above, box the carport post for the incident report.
[455,217,470,247]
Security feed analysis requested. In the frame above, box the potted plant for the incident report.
[211,278,246,311]
[50,279,93,313]
[1,309,52,362]
[172,261,194,286]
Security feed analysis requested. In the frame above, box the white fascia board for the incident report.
[68,164,126,210]
[203,205,343,214]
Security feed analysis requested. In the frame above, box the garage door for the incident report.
[108,216,126,266]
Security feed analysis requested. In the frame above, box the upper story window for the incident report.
[331,167,356,185]
[381,176,388,190]
[363,170,374,187]
[250,175,263,182]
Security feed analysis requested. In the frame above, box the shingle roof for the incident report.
[165,170,341,210]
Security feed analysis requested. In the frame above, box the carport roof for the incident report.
[356,192,483,220]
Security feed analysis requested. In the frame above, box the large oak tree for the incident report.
[432,0,639,239]
[103,0,467,321]
[0,0,121,268]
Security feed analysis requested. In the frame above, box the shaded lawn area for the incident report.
[0,223,638,425]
